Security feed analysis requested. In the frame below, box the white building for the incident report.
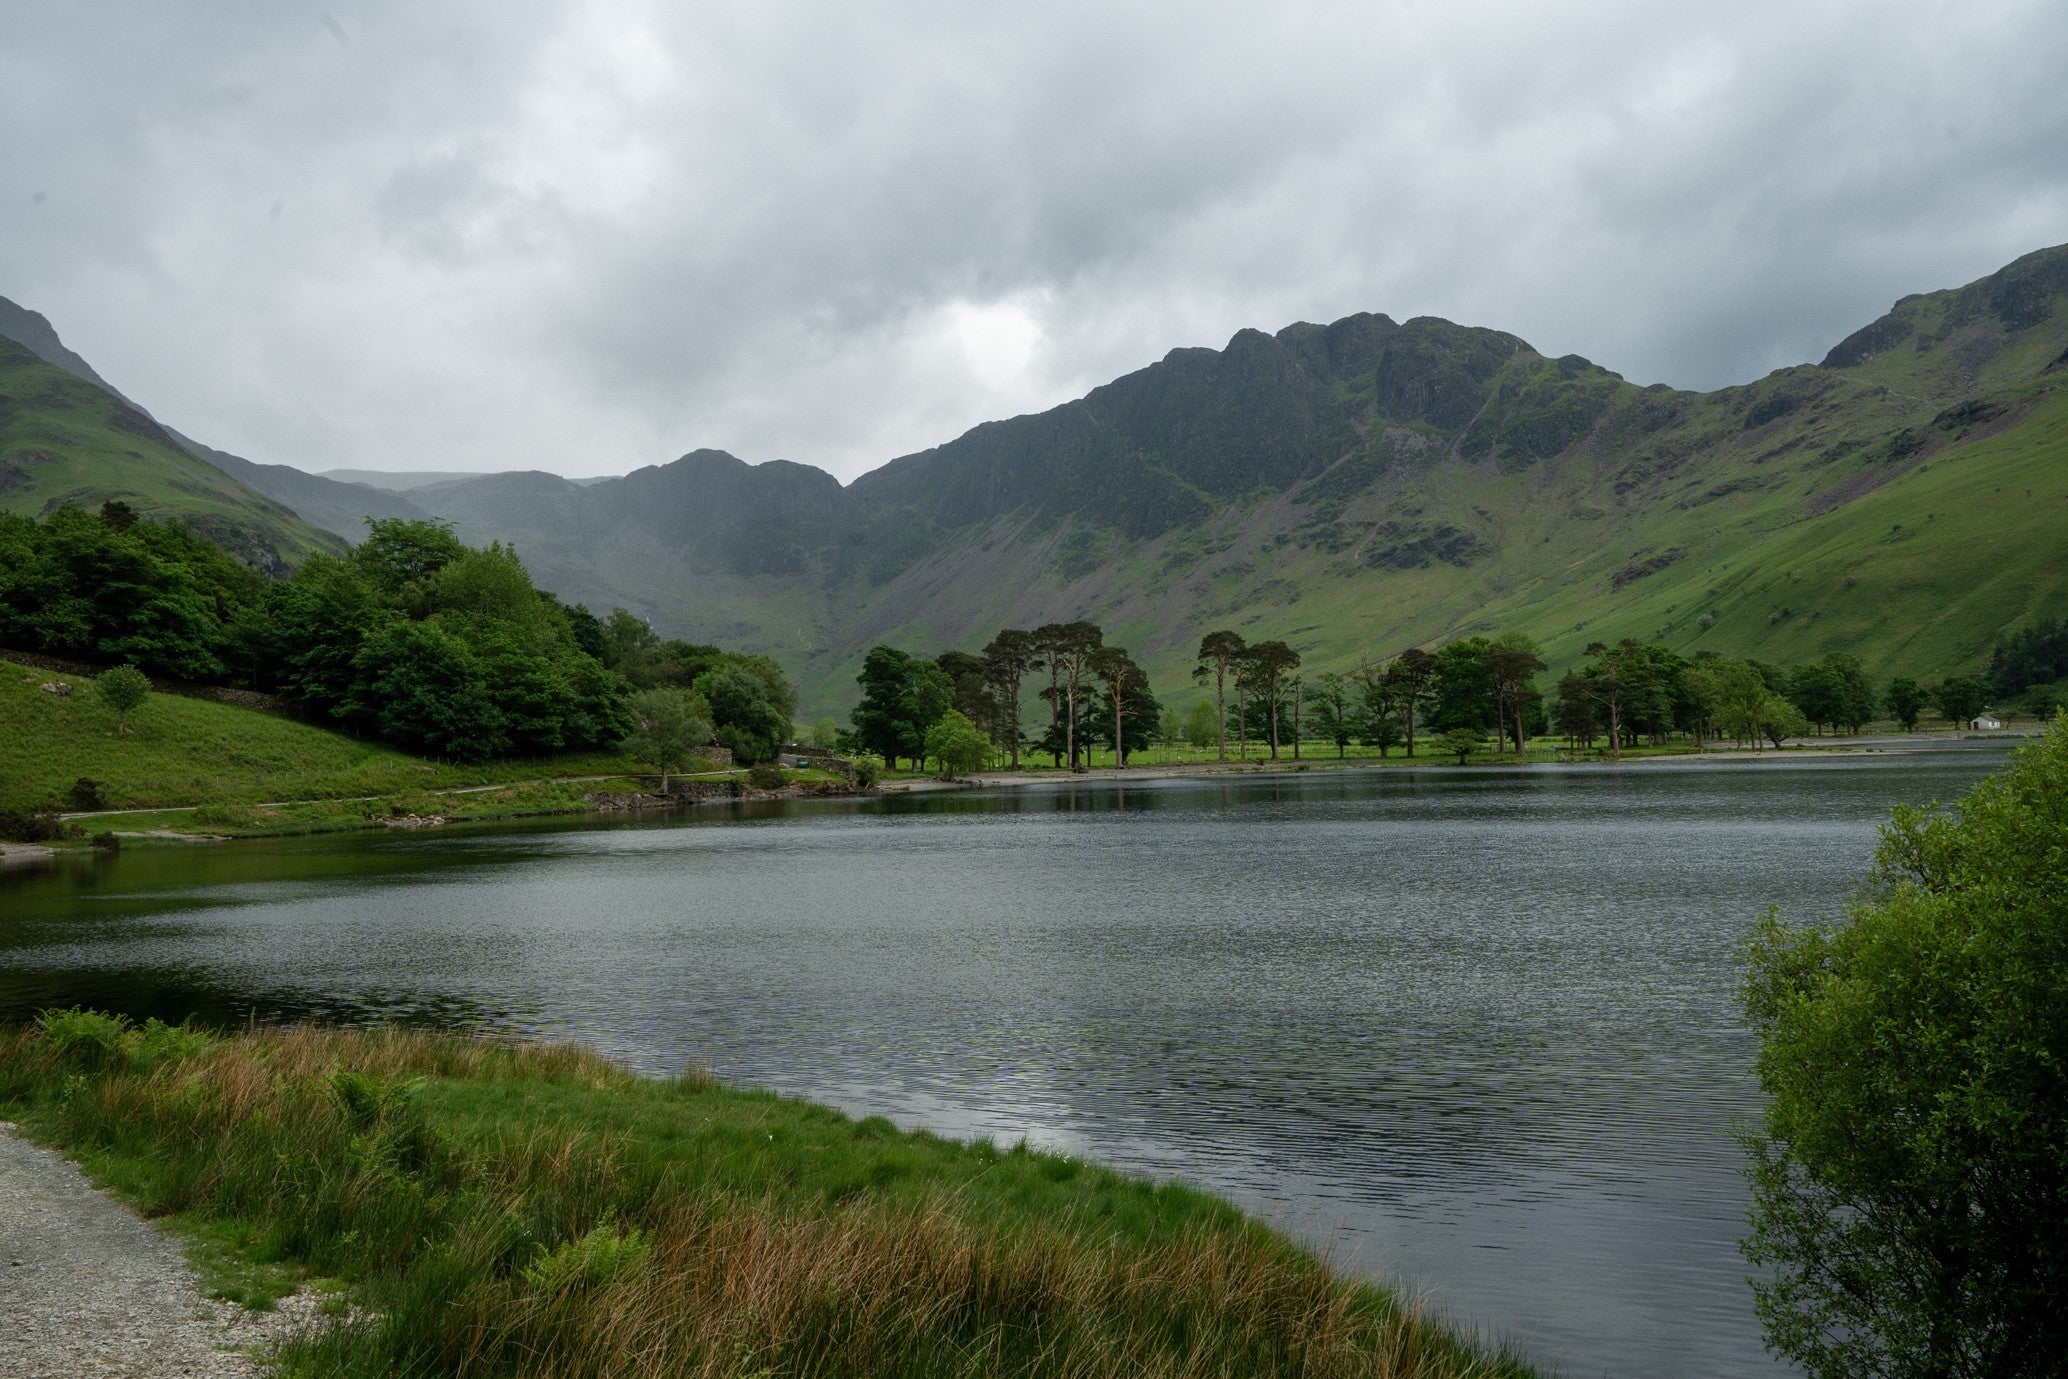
[1970,714,2005,730]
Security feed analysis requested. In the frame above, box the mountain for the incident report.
[8,246,2064,714]
[0,297,431,549]
[0,333,343,573]
[391,245,2068,713]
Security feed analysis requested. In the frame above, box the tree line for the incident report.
[846,619,2040,773]
[0,505,796,767]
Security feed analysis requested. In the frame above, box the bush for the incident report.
[849,759,880,788]
[745,761,786,790]
[68,777,107,811]
[0,807,67,843]
[1741,714,2068,1375]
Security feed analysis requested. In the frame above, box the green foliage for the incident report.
[1183,699,1217,749]
[0,806,67,842]
[1435,726,1483,764]
[808,716,840,750]
[1931,675,1990,725]
[695,661,793,765]
[923,708,993,777]
[523,1219,650,1293]
[67,776,106,810]
[622,688,711,789]
[0,505,264,679]
[1741,718,2068,1376]
[851,645,954,770]
[1884,676,1928,732]
[346,619,506,761]
[745,761,787,790]
[36,1008,212,1074]
[92,663,150,733]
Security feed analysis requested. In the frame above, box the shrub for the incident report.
[35,1008,211,1073]
[1742,715,2068,1375]
[0,807,67,843]
[850,759,880,788]
[745,761,786,791]
[68,777,107,811]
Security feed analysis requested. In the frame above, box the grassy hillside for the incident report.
[0,339,340,573]
[0,658,640,813]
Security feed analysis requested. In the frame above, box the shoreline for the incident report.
[877,730,2032,794]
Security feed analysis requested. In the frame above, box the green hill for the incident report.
[0,338,341,573]
[0,659,638,815]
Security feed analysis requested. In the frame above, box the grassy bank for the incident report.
[0,1014,1531,1379]
[0,658,651,814]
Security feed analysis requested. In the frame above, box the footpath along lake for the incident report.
[0,742,2017,1377]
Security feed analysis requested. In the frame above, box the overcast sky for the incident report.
[3,2,2064,482]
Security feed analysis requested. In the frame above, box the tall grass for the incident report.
[0,1015,1533,1379]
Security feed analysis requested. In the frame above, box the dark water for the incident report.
[0,744,2016,1377]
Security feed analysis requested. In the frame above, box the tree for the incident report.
[808,717,840,750]
[352,517,467,597]
[1569,640,1643,760]
[623,688,710,790]
[1931,676,1989,727]
[345,619,505,761]
[1487,632,1547,757]
[1240,641,1301,760]
[1435,726,1483,765]
[94,665,150,734]
[1183,700,1217,749]
[1193,630,1247,762]
[695,663,790,765]
[1088,646,1146,767]
[924,709,993,779]
[1308,672,1354,758]
[1383,648,1436,757]
[850,646,953,771]
[935,650,996,740]
[1757,691,1809,749]
[1428,638,1497,736]
[1884,677,1928,733]
[1741,718,2068,1377]
[1351,665,1403,757]
[981,628,1039,768]
[1037,621,1103,769]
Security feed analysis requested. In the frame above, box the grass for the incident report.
[0,658,651,816]
[0,1013,1535,1379]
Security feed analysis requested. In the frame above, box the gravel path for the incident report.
[0,1123,310,1377]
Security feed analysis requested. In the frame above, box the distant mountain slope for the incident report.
[0,337,340,573]
[396,244,2068,713]
[0,296,430,546]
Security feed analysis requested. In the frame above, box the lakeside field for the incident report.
[0,1014,1534,1379]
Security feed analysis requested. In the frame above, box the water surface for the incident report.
[0,744,2014,1377]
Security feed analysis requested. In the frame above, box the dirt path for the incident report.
[0,1124,309,1377]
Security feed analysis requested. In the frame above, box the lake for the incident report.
[0,742,2016,1377]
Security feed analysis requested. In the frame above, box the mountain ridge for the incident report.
[6,246,2065,714]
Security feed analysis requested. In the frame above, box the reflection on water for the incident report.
[0,743,2016,1378]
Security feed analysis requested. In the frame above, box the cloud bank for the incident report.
[3,0,2064,480]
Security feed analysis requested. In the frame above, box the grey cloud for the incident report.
[0,0,2063,482]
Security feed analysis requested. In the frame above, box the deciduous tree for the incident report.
[93,665,150,735]
[1741,720,2068,1377]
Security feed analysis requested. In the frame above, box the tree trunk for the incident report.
[1236,686,1248,760]
[1112,684,1125,769]
[1268,687,1280,760]
[1215,664,1227,762]
[1514,699,1527,758]
[1292,683,1302,761]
